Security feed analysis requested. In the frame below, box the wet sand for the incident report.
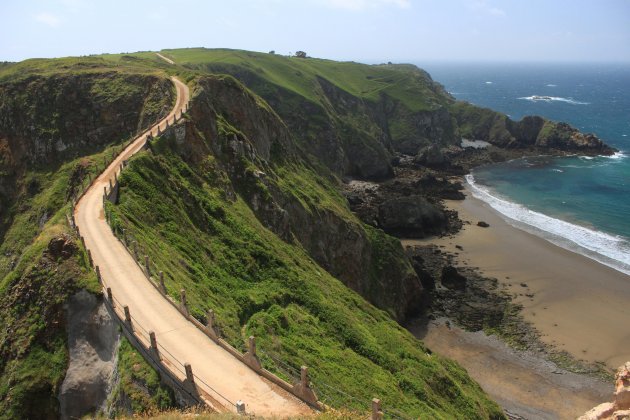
[409,318,610,420]
[405,189,630,370]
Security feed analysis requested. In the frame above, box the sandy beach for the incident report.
[408,317,610,419]
[405,188,630,370]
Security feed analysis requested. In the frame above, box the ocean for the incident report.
[421,63,630,275]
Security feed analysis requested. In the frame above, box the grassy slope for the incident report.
[0,59,177,418]
[159,48,449,112]
[107,133,503,419]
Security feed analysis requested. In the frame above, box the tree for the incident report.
[268,50,275,54]
[294,51,307,59]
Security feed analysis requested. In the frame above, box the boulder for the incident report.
[441,265,467,290]
[378,195,446,237]
[414,144,447,168]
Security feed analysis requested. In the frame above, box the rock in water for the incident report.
[579,361,630,420]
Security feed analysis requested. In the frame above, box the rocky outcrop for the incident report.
[451,102,616,155]
[59,291,119,420]
[579,362,630,420]
[0,72,173,167]
[0,72,173,243]
[378,195,446,238]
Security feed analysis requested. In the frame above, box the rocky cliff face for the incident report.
[0,72,173,167]
[0,72,173,242]
[193,63,461,182]
[164,74,423,321]
[451,102,616,155]
[579,362,630,420]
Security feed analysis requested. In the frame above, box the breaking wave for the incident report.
[519,95,589,105]
[466,173,630,275]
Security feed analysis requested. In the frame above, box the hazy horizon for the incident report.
[1,0,629,63]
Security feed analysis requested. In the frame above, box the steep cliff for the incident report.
[174,74,422,321]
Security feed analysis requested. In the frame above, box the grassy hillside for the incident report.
[107,132,503,419]
[158,48,450,112]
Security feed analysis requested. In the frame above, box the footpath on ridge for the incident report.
[74,76,313,416]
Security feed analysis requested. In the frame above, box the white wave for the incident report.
[518,95,589,105]
[485,81,493,84]
[546,84,557,87]
[465,174,630,275]
[551,168,564,173]
[579,156,595,160]
[605,151,627,160]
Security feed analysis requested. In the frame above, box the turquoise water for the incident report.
[422,63,630,274]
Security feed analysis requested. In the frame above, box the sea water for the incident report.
[422,63,630,275]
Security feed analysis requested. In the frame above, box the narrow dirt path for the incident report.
[74,77,312,417]
[156,52,175,64]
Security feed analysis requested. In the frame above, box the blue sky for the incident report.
[1,0,629,63]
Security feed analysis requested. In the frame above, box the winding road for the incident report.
[74,77,312,416]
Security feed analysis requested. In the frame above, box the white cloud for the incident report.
[34,12,62,27]
[315,0,411,11]
[467,0,506,17]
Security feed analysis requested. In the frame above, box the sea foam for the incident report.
[466,174,630,275]
[518,95,589,105]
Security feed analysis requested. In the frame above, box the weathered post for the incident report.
[87,249,94,267]
[244,335,262,370]
[107,287,114,307]
[132,241,138,260]
[293,366,318,406]
[371,398,383,420]
[159,271,166,294]
[236,400,246,414]
[185,363,194,382]
[95,266,102,283]
[206,309,218,340]
[122,228,127,246]
[144,255,151,277]
[180,289,189,317]
[123,305,132,330]
[149,331,159,360]
[120,163,124,172]
[109,178,113,191]
[103,186,108,198]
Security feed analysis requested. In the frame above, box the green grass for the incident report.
[107,137,504,419]
[159,48,449,112]
[108,338,175,416]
